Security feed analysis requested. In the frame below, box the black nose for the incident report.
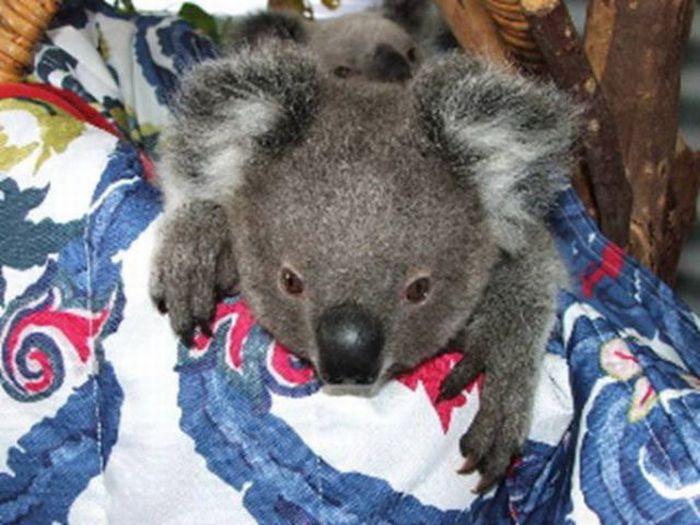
[370,43,412,82]
[316,304,384,385]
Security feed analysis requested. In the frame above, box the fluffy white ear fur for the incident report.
[159,99,278,212]
[413,53,580,253]
[158,42,320,212]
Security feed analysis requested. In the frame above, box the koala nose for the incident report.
[370,43,412,82]
[316,304,384,385]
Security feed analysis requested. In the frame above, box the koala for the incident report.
[223,0,454,82]
[150,43,578,492]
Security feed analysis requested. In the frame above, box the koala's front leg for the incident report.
[150,200,238,344]
[441,232,563,493]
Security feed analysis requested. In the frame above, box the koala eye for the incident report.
[281,267,305,297]
[405,277,431,304]
[406,47,417,63]
[333,65,353,78]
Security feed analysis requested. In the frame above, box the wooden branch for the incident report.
[661,138,700,285]
[570,161,599,223]
[520,0,631,248]
[584,0,698,283]
[431,0,511,66]
[583,0,614,78]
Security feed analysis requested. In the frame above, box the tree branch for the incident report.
[584,0,698,283]
[521,0,632,248]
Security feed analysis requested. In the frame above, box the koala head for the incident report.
[229,1,432,83]
[168,43,578,395]
[307,11,419,82]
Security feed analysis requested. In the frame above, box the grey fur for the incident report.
[381,0,432,33]
[381,0,459,54]
[150,200,238,344]
[157,43,320,211]
[151,44,578,491]
[231,12,308,47]
[413,54,580,253]
[223,1,446,82]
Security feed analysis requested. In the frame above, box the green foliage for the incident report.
[178,2,221,44]
[0,98,86,174]
[113,0,136,15]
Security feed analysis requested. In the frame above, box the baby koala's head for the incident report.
[227,1,434,83]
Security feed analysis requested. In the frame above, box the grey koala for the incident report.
[224,0,455,82]
[150,42,577,492]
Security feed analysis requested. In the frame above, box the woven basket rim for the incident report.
[0,0,59,82]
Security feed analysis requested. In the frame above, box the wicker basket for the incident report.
[481,0,542,67]
[0,0,59,83]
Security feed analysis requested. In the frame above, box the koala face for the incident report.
[229,9,422,84]
[231,92,497,392]
[164,44,577,395]
[308,12,420,82]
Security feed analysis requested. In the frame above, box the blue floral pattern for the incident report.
[1,1,699,523]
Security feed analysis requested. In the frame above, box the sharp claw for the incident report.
[437,386,449,403]
[180,332,195,348]
[216,282,240,302]
[199,321,213,338]
[457,454,479,475]
[438,380,458,403]
[156,300,168,315]
[472,474,499,495]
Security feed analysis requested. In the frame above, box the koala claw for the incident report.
[199,321,213,338]
[457,397,522,494]
[473,472,502,495]
[456,454,478,475]
[150,201,238,346]
[438,352,484,402]
[458,454,501,494]
[457,454,512,495]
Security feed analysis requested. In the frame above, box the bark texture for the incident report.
[522,0,632,248]
[585,0,698,283]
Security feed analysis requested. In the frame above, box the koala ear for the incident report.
[162,42,320,205]
[173,42,319,151]
[412,52,580,252]
[231,11,307,47]
[381,0,431,33]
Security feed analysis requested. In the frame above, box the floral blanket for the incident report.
[1,1,699,523]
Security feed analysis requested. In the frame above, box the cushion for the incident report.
[1,2,699,524]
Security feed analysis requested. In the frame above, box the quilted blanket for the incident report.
[1,1,699,523]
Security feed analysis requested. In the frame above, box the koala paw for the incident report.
[442,363,526,494]
[457,394,523,494]
[150,201,238,345]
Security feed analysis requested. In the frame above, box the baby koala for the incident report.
[150,42,577,492]
[224,0,455,82]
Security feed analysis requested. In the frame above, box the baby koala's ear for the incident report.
[412,52,580,252]
[161,42,321,205]
[381,0,432,33]
[229,11,308,48]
